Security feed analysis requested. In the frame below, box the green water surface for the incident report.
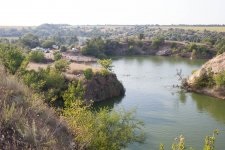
[95,56,225,150]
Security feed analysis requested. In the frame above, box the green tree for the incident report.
[21,33,40,48]
[83,68,93,80]
[41,40,55,49]
[0,46,24,74]
[152,37,165,49]
[29,51,45,63]
[60,45,67,52]
[53,51,62,61]
[63,80,84,107]
[63,101,144,150]
[82,37,105,58]
[54,59,70,72]
[97,59,113,72]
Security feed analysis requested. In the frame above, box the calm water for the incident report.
[95,56,225,150]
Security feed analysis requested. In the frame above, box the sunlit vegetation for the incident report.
[160,129,219,150]
[0,44,144,149]
[28,51,45,63]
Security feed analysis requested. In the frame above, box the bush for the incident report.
[97,59,113,72]
[81,37,105,58]
[63,81,84,107]
[54,59,70,72]
[29,51,45,63]
[41,40,55,49]
[53,51,62,61]
[193,69,215,88]
[214,71,225,87]
[83,68,93,80]
[21,67,66,105]
[152,37,165,49]
[60,45,67,52]
[160,129,219,150]
[0,46,24,74]
[63,101,144,150]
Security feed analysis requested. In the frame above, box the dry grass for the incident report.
[0,66,79,149]
[27,62,52,71]
[68,63,100,72]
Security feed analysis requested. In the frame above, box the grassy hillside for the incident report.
[0,66,76,149]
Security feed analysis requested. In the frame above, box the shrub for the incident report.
[41,40,55,49]
[29,51,45,63]
[0,46,24,74]
[152,37,165,49]
[60,45,67,52]
[214,71,225,87]
[193,69,215,88]
[21,67,66,105]
[81,37,105,58]
[83,68,93,80]
[63,81,84,107]
[97,59,113,72]
[53,51,62,61]
[63,101,144,150]
[160,129,219,150]
[54,59,70,72]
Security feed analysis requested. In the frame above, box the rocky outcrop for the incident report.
[185,52,225,99]
[83,73,125,102]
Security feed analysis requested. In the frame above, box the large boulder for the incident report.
[83,73,125,102]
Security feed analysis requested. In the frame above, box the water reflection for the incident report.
[113,55,206,68]
[93,96,124,110]
[178,90,187,104]
[191,93,225,124]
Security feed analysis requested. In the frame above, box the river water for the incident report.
[95,56,225,150]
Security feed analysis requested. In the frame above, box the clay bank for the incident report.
[184,52,225,99]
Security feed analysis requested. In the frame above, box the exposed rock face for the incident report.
[186,52,225,99]
[187,52,225,86]
[156,49,172,56]
[83,73,125,102]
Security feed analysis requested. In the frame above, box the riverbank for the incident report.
[184,52,225,100]
[81,38,216,59]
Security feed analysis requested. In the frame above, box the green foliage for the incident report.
[21,33,40,48]
[63,101,144,150]
[215,38,225,55]
[28,51,45,63]
[82,37,106,58]
[214,71,225,87]
[60,45,67,52]
[53,51,62,61]
[203,129,219,150]
[194,69,225,88]
[171,135,185,150]
[83,68,93,80]
[98,59,113,72]
[171,42,177,49]
[194,69,215,88]
[62,81,84,107]
[0,45,24,74]
[22,70,46,91]
[185,43,212,58]
[160,129,219,150]
[41,40,55,48]
[21,68,66,104]
[54,59,70,72]
[152,37,165,49]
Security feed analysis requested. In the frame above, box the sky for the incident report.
[0,0,224,26]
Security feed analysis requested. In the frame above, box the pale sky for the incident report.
[0,0,224,26]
